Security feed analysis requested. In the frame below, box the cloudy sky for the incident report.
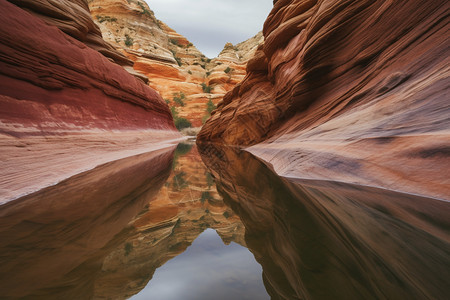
[144,0,274,58]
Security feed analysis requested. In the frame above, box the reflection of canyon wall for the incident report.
[0,0,180,201]
[199,144,450,300]
[0,147,175,299]
[89,0,263,127]
[91,144,246,299]
[198,0,449,199]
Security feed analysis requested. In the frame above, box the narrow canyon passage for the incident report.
[1,0,448,299]
[0,143,448,299]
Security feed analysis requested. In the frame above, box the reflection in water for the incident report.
[198,143,450,300]
[0,147,176,299]
[0,143,266,299]
[1,142,449,299]
[131,228,268,300]
[94,143,264,299]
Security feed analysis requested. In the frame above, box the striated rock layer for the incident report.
[0,147,176,299]
[0,0,180,201]
[89,0,263,127]
[198,144,450,300]
[198,0,450,199]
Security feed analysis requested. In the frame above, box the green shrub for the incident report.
[137,1,151,16]
[174,117,191,130]
[188,70,193,75]
[206,98,216,114]
[224,66,232,73]
[205,71,211,77]
[173,92,186,106]
[96,15,117,23]
[174,56,182,66]
[201,83,212,93]
[124,34,133,47]
[170,106,177,117]
[170,38,180,46]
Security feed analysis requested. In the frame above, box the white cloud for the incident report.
[144,0,273,58]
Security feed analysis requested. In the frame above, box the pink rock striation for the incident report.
[198,0,450,199]
[0,0,180,201]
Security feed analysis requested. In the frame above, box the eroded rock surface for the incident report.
[0,0,180,201]
[89,0,264,127]
[198,0,450,199]
[0,147,176,299]
[198,143,450,300]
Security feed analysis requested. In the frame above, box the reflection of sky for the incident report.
[130,229,269,300]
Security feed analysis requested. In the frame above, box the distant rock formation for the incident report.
[89,0,263,127]
[198,0,449,199]
[0,0,180,201]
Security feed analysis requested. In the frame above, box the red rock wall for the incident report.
[0,0,175,136]
[198,0,449,199]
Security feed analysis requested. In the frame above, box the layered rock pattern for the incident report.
[0,0,180,201]
[0,143,247,299]
[92,144,246,299]
[198,143,450,300]
[89,0,263,127]
[0,147,176,299]
[198,0,450,199]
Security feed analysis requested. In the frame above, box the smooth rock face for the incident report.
[89,0,263,127]
[198,144,450,300]
[0,147,176,299]
[0,0,180,200]
[7,0,141,76]
[0,0,174,134]
[198,0,450,199]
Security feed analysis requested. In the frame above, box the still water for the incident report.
[0,142,449,299]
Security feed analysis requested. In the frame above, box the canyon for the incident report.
[0,0,180,202]
[0,0,449,299]
[198,0,450,200]
[88,0,263,128]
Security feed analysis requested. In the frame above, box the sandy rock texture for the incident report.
[89,0,264,127]
[0,0,181,201]
[198,0,450,199]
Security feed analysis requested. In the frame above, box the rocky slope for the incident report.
[0,0,180,201]
[198,0,450,199]
[88,0,263,127]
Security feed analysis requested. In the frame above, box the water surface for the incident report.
[0,142,448,299]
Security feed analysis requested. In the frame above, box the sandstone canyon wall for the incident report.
[198,144,450,299]
[0,0,180,202]
[88,0,263,127]
[198,0,450,199]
